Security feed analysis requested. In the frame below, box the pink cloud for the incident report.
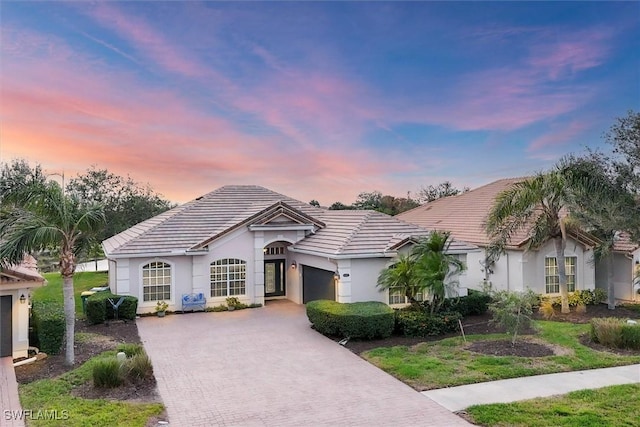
[84,3,209,79]
[528,29,612,80]
[527,120,590,152]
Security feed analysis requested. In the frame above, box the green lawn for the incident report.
[363,321,640,390]
[19,350,164,427]
[33,272,109,318]
[465,384,640,427]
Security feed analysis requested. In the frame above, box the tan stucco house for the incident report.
[1,255,44,359]
[102,185,477,313]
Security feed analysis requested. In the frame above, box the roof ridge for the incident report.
[334,210,375,254]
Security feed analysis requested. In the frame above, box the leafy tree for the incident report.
[66,166,173,245]
[0,181,105,365]
[0,159,47,202]
[328,201,354,210]
[605,110,640,195]
[352,191,419,215]
[377,231,465,312]
[417,181,469,203]
[488,289,538,345]
[485,172,575,313]
[309,200,320,207]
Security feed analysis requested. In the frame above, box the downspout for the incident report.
[506,252,510,291]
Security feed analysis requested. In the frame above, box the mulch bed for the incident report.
[343,303,640,356]
[467,339,554,357]
[14,318,162,405]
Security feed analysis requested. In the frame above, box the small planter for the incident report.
[157,311,166,318]
[155,301,169,317]
[227,306,235,312]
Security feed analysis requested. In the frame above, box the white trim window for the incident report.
[388,287,424,305]
[545,256,576,294]
[142,261,171,302]
[211,258,246,297]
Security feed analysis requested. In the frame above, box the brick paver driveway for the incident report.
[137,301,469,427]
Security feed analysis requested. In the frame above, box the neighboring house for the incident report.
[102,185,477,313]
[399,178,639,303]
[0,255,45,359]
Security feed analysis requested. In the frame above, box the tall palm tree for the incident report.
[485,172,574,313]
[0,181,104,365]
[560,155,638,309]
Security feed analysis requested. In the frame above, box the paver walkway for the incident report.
[138,301,470,427]
[423,364,640,412]
[0,357,25,427]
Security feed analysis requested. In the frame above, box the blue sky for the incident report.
[1,1,638,204]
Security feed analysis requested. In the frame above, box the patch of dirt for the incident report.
[15,318,161,405]
[467,339,555,357]
[578,334,640,356]
[535,303,640,323]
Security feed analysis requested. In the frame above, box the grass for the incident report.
[465,384,640,427]
[33,272,108,318]
[363,321,640,390]
[19,351,164,427]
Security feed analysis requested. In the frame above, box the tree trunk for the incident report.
[60,249,76,366]
[555,237,570,314]
[607,253,615,310]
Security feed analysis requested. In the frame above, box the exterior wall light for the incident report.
[291,260,297,269]
[334,271,340,280]
[20,294,26,304]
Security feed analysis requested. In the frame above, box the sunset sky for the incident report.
[1,2,638,205]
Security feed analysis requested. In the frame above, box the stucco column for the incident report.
[336,259,352,303]
[254,232,265,305]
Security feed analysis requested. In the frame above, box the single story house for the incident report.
[1,255,44,359]
[102,185,477,313]
[399,178,639,303]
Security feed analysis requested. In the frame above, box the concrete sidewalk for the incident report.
[422,364,640,412]
[0,357,25,427]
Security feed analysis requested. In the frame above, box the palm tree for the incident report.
[0,181,104,365]
[377,231,465,312]
[485,172,575,313]
[560,155,638,309]
[377,253,420,305]
[412,231,465,314]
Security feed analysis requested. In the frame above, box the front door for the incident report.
[0,295,12,357]
[264,260,286,297]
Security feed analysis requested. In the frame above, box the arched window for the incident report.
[211,259,246,297]
[142,261,171,302]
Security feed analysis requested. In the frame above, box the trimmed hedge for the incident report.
[438,290,492,317]
[31,301,65,355]
[86,292,138,324]
[395,310,462,337]
[306,300,395,339]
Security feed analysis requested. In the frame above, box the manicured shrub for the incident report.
[31,301,65,355]
[621,323,640,350]
[395,310,462,337]
[86,292,138,324]
[93,358,125,388]
[306,300,395,339]
[125,353,154,382]
[117,343,144,357]
[438,290,491,317]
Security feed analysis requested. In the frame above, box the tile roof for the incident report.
[103,185,479,258]
[399,178,639,254]
[398,178,527,248]
[1,255,45,283]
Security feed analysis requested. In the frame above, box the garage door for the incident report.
[0,296,12,357]
[302,266,335,303]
